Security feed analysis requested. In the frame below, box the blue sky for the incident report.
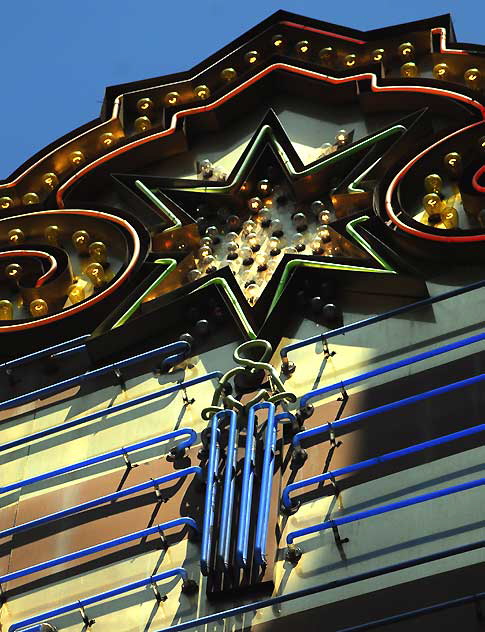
[1,0,484,177]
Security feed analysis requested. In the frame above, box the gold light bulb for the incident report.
[22,193,39,205]
[272,34,284,48]
[68,283,86,304]
[5,263,22,280]
[8,228,25,244]
[134,116,151,132]
[165,91,180,106]
[400,62,419,78]
[44,225,60,245]
[72,230,90,254]
[372,48,385,62]
[424,174,443,194]
[464,68,481,89]
[245,50,260,64]
[137,97,154,113]
[479,136,485,152]
[248,197,263,213]
[0,300,13,320]
[69,150,85,166]
[295,40,310,55]
[194,85,210,100]
[441,206,458,228]
[319,47,335,65]
[41,172,58,191]
[444,152,462,177]
[89,241,107,263]
[398,42,415,59]
[29,298,48,318]
[85,262,105,287]
[433,63,450,80]
[0,197,13,209]
[220,67,237,83]
[344,54,356,67]
[257,179,272,196]
[99,132,115,148]
[423,193,442,215]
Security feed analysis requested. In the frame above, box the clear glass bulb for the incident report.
[292,212,307,229]
[200,159,213,178]
[225,231,239,242]
[248,197,263,213]
[255,253,268,269]
[285,246,298,254]
[198,245,212,259]
[240,246,254,263]
[317,225,331,241]
[292,232,304,246]
[269,236,281,251]
[271,218,283,235]
[187,269,201,282]
[242,219,256,234]
[257,179,272,196]
[247,232,260,250]
[206,225,219,238]
[318,210,331,224]
[226,240,238,253]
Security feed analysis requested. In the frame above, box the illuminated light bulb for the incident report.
[246,283,259,303]
[263,197,273,209]
[5,263,22,280]
[400,62,419,78]
[269,236,281,255]
[200,236,213,247]
[213,166,227,182]
[319,47,335,65]
[344,54,356,67]
[0,196,13,209]
[267,259,278,274]
[285,246,298,254]
[398,42,415,59]
[41,172,59,191]
[295,40,310,55]
[226,241,239,259]
[220,67,237,83]
[99,132,115,148]
[464,68,481,89]
[165,91,180,106]
[441,206,459,229]
[255,252,268,271]
[423,193,442,215]
[240,245,254,265]
[22,192,39,205]
[8,228,25,244]
[372,48,385,62]
[292,212,308,230]
[0,300,13,320]
[202,255,217,271]
[194,84,210,100]
[199,159,213,178]
[242,219,256,234]
[68,283,86,304]
[29,298,48,318]
[226,215,241,231]
[444,152,462,177]
[239,181,252,195]
[317,224,331,242]
[258,209,271,226]
[247,232,260,251]
[318,209,331,224]
[198,245,212,259]
[271,218,284,237]
[44,225,60,245]
[85,262,106,287]
[69,150,85,166]
[245,50,260,64]
[424,173,443,194]
[257,179,272,196]
[134,116,151,132]
[72,230,90,254]
[248,197,263,213]
[310,200,325,216]
[311,237,324,254]
[89,241,108,264]
[433,63,450,80]
[319,142,334,157]
[292,232,306,252]
[187,268,201,282]
[479,136,485,152]
[272,34,284,48]
[137,97,154,113]
[335,129,350,147]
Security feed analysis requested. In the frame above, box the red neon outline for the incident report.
[279,21,366,44]
[472,164,485,193]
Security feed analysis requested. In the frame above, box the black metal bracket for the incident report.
[0,583,4,605]
[114,368,126,392]
[157,526,169,550]
[152,479,164,503]
[322,338,336,359]
[181,384,195,406]
[327,422,342,449]
[150,579,168,603]
[338,383,349,402]
[121,448,132,470]
[328,472,340,498]
[78,602,95,627]
[285,544,303,564]
[331,522,349,547]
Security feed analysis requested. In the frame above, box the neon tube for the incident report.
[1,429,196,496]
[217,409,238,570]
[2,334,89,370]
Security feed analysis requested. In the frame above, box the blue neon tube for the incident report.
[283,422,485,510]
[0,340,190,413]
[0,518,196,591]
[217,409,238,570]
[3,335,89,370]
[0,466,202,540]
[1,428,196,496]
[0,371,222,454]
[9,567,189,632]
[254,411,293,566]
[280,277,485,364]
[201,411,225,576]
[299,330,485,408]
[293,370,485,449]
[236,402,274,568]
[286,475,485,544]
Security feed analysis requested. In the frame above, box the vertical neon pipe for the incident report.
[217,409,238,570]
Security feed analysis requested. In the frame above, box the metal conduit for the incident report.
[0,518,197,594]
[9,567,189,632]
[0,466,202,540]
[299,330,485,408]
[283,421,485,510]
[286,475,485,545]
[293,370,485,449]
[217,410,238,570]
[154,538,485,632]
[280,278,485,365]
[0,340,191,413]
[0,371,222,454]
[0,429,197,496]
[236,402,274,568]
